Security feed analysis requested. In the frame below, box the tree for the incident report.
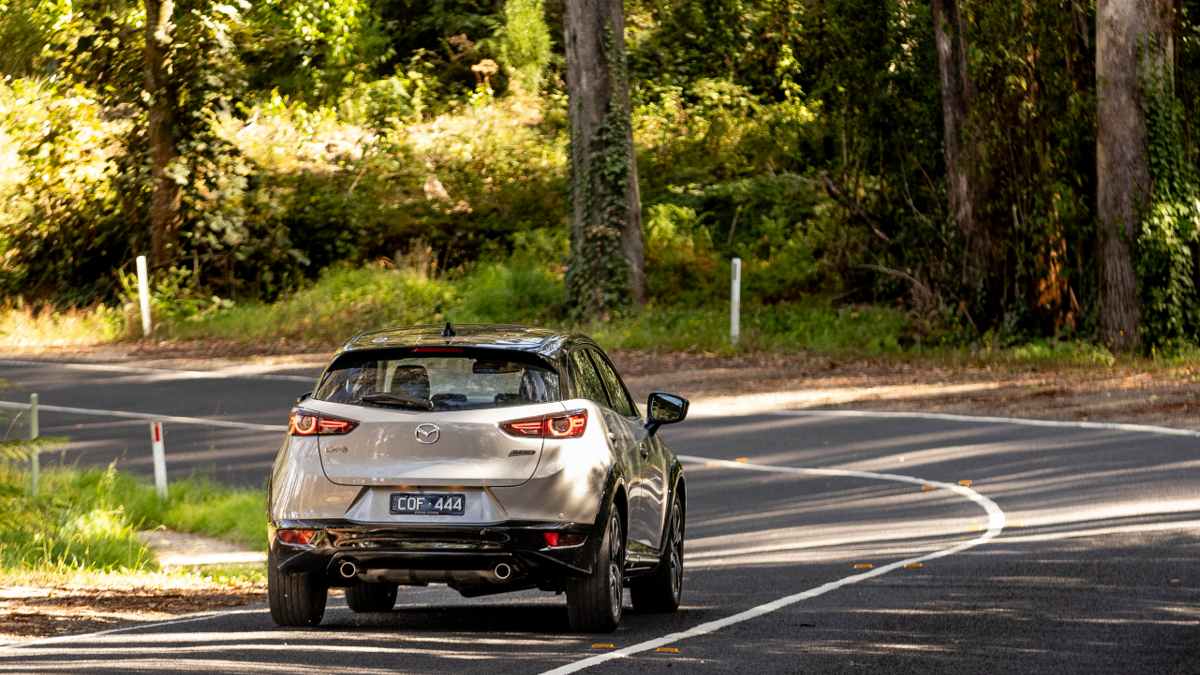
[143,0,183,269]
[1096,0,1175,351]
[563,0,645,317]
[931,0,992,303]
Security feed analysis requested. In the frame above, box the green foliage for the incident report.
[1137,65,1200,352]
[494,0,553,93]
[0,79,134,305]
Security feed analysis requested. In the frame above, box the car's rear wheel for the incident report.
[631,495,684,613]
[345,581,398,613]
[268,547,328,627]
[567,508,624,632]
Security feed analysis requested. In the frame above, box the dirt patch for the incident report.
[0,576,265,644]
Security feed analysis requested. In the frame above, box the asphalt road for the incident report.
[1,358,1199,673]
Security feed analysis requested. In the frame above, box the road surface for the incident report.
[0,358,1197,673]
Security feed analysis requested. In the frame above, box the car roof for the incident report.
[341,323,585,358]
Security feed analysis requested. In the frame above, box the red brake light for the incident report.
[289,410,358,436]
[542,531,586,548]
[500,410,588,439]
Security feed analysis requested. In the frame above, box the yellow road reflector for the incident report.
[655,647,681,654]
[958,479,973,487]
[905,562,925,570]
[853,562,874,570]
[592,643,616,650]
[735,457,750,463]
[921,484,936,492]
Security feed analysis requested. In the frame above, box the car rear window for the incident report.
[314,349,560,411]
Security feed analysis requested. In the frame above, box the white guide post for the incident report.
[150,421,168,499]
[29,393,39,497]
[730,257,742,346]
[136,255,152,337]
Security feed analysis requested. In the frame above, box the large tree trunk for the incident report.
[932,0,990,296]
[1096,0,1173,351]
[563,0,645,316]
[143,0,182,269]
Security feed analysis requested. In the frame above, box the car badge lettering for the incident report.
[415,423,440,444]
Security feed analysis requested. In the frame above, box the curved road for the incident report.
[0,360,1197,673]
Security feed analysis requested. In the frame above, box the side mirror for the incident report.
[645,392,688,436]
[296,391,312,404]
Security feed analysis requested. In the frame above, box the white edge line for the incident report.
[0,400,286,432]
[540,455,1007,675]
[770,408,1200,438]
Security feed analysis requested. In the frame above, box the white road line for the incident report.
[0,358,316,383]
[772,408,1200,438]
[0,400,286,432]
[541,455,1007,675]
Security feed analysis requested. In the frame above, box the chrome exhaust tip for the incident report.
[493,563,512,581]
[339,561,359,578]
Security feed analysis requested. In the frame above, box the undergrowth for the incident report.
[0,462,266,572]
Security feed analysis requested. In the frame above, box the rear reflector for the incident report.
[543,531,586,548]
[278,528,319,545]
[500,409,588,439]
[289,410,358,436]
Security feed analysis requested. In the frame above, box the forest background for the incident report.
[2,0,1198,358]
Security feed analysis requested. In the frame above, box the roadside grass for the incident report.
[0,303,124,348]
[7,260,1183,371]
[0,461,266,574]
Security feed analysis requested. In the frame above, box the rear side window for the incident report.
[588,350,637,417]
[314,350,560,411]
[569,351,610,406]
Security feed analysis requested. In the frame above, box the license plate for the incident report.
[389,492,465,516]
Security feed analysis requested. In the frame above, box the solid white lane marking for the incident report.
[772,408,1200,438]
[0,359,316,383]
[541,455,1006,675]
[0,400,286,432]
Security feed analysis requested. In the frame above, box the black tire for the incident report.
[566,507,625,632]
[631,496,684,613]
[268,547,328,627]
[345,582,398,613]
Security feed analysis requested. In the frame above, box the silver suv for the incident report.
[267,324,689,632]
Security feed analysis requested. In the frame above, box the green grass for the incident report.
[8,260,1183,371]
[0,462,265,573]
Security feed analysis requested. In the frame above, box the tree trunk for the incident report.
[932,0,990,295]
[563,0,645,317]
[1096,0,1173,351]
[143,0,182,270]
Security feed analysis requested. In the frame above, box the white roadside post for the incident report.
[150,421,168,499]
[136,255,152,337]
[730,257,742,346]
[28,393,39,497]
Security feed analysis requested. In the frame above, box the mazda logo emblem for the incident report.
[415,423,440,444]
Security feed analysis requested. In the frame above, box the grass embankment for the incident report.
[0,262,1165,369]
[0,460,265,574]
[1,263,915,355]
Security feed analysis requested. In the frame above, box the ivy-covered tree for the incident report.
[563,0,645,317]
[1097,0,1175,351]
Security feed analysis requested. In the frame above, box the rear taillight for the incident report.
[288,410,358,436]
[500,409,588,439]
[277,528,319,545]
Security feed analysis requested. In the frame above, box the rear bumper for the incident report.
[271,519,596,589]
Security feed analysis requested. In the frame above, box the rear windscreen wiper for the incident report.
[358,392,434,411]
